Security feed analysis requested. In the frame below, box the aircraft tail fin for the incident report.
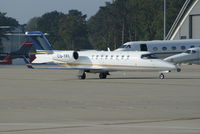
[25,31,53,51]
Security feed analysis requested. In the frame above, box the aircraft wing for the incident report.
[23,56,106,72]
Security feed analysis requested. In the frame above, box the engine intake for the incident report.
[73,51,79,60]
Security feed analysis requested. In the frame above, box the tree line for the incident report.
[1,0,186,50]
[0,12,18,52]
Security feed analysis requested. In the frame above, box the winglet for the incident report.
[23,56,34,69]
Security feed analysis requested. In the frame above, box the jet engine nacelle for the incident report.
[53,51,79,62]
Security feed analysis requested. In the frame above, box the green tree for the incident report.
[59,10,92,50]
[25,17,40,31]
[88,0,186,49]
[36,11,65,49]
[25,0,186,50]
[0,12,18,51]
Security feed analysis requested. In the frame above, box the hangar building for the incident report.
[166,0,200,40]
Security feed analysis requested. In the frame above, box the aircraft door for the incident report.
[140,44,148,51]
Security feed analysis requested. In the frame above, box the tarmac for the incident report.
[0,65,200,134]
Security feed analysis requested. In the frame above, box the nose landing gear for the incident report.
[159,73,165,79]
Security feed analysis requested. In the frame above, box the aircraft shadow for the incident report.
[87,77,200,80]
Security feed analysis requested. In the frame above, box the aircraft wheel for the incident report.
[177,68,181,72]
[159,73,165,79]
[79,72,86,80]
[99,73,107,79]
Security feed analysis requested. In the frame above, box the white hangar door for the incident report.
[190,15,200,39]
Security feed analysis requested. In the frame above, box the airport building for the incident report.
[166,0,200,40]
[0,26,26,64]
[0,26,25,53]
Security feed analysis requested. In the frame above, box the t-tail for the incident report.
[25,32,53,53]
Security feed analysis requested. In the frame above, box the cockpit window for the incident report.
[141,54,158,59]
[119,45,124,48]
[184,50,196,54]
[119,45,131,48]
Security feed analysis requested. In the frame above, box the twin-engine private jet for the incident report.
[29,50,176,79]
[164,47,200,66]
[24,32,200,73]
[23,32,176,79]
[115,39,200,58]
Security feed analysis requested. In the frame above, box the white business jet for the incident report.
[164,47,200,66]
[29,50,176,79]
[115,39,200,58]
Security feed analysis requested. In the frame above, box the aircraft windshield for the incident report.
[184,50,196,54]
[118,45,131,48]
[184,50,191,54]
[141,54,158,59]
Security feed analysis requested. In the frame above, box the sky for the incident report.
[0,0,112,24]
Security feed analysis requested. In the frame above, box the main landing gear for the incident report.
[177,68,181,72]
[78,71,110,80]
[99,72,107,79]
[159,73,165,79]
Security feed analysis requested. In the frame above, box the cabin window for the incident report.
[96,55,99,59]
[162,47,167,51]
[105,55,108,59]
[121,55,124,59]
[190,46,195,48]
[153,47,158,51]
[127,55,130,59]
[116,55,119,59]
[171,46,176,50]
[111,55,114,59]
[181,46,186,50]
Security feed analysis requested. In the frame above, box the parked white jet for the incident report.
[164,47,200,65]
[29,50,176,79]
[115,39,200,58]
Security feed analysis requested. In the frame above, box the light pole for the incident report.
[164,0,166,40]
